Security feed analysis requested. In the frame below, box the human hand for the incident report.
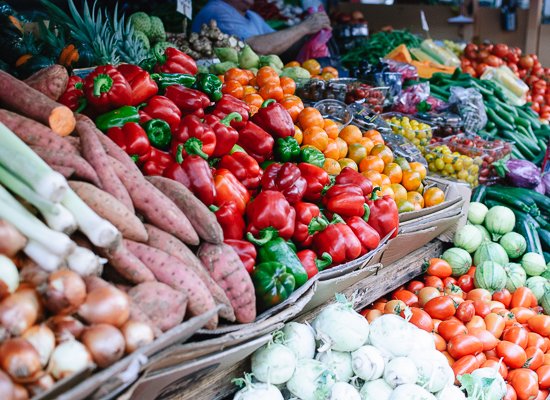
[301,12,332,35]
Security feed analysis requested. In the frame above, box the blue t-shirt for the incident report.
[192,0,275,40]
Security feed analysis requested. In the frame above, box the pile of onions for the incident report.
[0,338,43,383]
[48,340,93,380]
[42,270,86,315]
[22,325,55,367]
[78,286,130,327]
[121,320,155,353]
[0,370,15,399]
[46,315,84,343]
[81,324,125,368]
[0,288,42,336]
[26,374,54,397]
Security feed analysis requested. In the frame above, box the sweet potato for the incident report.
[128,282,188,332]
[0,109,78,154]
[146,176,223,244]
[75,115,134,213]
[24,65,69,101]
[98,242,155,284]
[124,240,218,329]
[197,243,256,323]
[0,70,75,136]
[50,165,75,178]
[144,224,235,322]
[33,147,100,186]
[128,302,162,338]
[0,220,26,257]
[64,136,81,152]
[110,158,199,246]
[96,131,140,174]
[69,181,147,242]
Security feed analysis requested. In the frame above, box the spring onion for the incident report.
[24,240,65,272]
[67,246,103,277]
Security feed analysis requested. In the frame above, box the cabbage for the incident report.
[383,357,418,388]
[468,202,488,225]
[504,262,527,293]
[360,379,393,400]
[525,276,550,300]
[281,322,316,360]
[473,224,491,242]
[484,206,515,241]
[315,350,353,382]
[473,242,509,267]
[499,232,527,259]
[351,345,385,381]
[389,384,437,399]
[458,367,506,400]
[286,359,336,400]
[521,252,547,276]
[329,382,361,400]
[454,225,483,253]
[408,349,453,393]
[441,248,472,277]
[436,386,466,399]
[251,342,296,384]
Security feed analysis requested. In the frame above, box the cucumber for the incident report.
[515,212,543,255]
[538,229,550,252]
[471,185,487,203]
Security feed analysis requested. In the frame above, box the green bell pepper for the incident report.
[274,137,300,162]
[252,261,296,310]
[247,228,308,287]
[193,73,223,101]
[150,73,196,91]
[260,160,277,170]
[300,147,325,168]
[230,144,246,154]
[143,118,172,150]
[95,105,141,132]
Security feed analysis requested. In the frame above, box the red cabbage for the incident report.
[494,158,541,189]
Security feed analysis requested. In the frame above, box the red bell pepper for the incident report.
[251,99,294,139]
[237,121,275,163]
[58,75,86,112]
[366,188,399,239]
[204,112,242,157]
[312,217,362,265]
[181,155,216,206]
[345,216,381,255]
[140,95,181,132]
[246,190,296,240]
[163,160,190,187]
[212,94,249,129]
[292,202,328,248]
[117,64,158,106]
[107,122,151,163]
[224,239,257,274]
[297,250,332,278]
[211,202,245,240]
[153,47,198,75]
[322,184,369,220]
[141,147,173,176]
[165,85,210,115]
[171,115,216,159]
[83,65,132,112]
[213,168,250,214]
[297,163,331,202]
[261,163,307,204]
[335,167,373,199]
[218,152,262,190]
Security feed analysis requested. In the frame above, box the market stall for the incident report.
[0,0,548,399]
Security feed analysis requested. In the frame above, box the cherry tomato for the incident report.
[511,368,539,400]
[527,332,547,352]
[452,355,480,381]
[525,347,545,371]
[457,274,474,292]
[466,315,487,331]
[469,328,499,351]
[511,287,536,308]
[400,307,434,332]
[467,288,492,302]
[528,315,550,337]
[392,289,418,307]
[504,384,517,400]
[418,287,441,307]
[424,296,457,320]
[497,341,528,369]
[485,313,506,339]
[384,299,406,315]
[438,320,468,342]
[363,309,382,323]
[482,359,508,379]
[474,300,492,318]
[426,258,453,278]
[448,334,483,359]
[456,300,475,323]
[407,280,424,294]
[433,332,447,351]
[424,275,444,291]
[503,325,530,349]
[537,365,550,389]
[512,307,537,324]
[492,288,512,308]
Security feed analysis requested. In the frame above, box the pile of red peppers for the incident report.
[58,47,400,311]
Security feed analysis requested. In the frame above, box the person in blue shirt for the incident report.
[192,0,331,56]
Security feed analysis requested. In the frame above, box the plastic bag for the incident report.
[381,58,418,81]
[448,87,487,135]
[392,82,430,114]
[296,7,332,62]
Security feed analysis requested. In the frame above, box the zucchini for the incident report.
[471,185,487,203]
[494,105,515,126]
[515,211,543,255]
[486,186,539,213]
[506,187,550,214]
[485,190,532,214]
[544,252,550,264]
[538,229,550,252]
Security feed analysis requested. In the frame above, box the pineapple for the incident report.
[112,4,149,64]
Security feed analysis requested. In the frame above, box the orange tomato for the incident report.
[335,137,348,159]
[302,126,329,151]
[407,191,424,210]
[364,129,384,145]
[285,61,300,68]
[409,161,427,180]
[259,83,284,102]
[424,187,445,207]
[323,119,339,139]
[379,174,391,186]
[379,185,395,199]
[222,80,244,99]
[358,137,375,155]
[347,143,368,164]
[359,155,385,173]
[293,125,303,145]
[391,183,407,202]
[323,158,341,175]
[217,75,225,83]
[383,163,403,184]
[280,96,304,123]
[256,66,280,86]
[322,66,339,77]
[322,72,337,80]
[224,68,250,85]
[370,144,394,164]
[323,139,340,160]
[339,125,363,145]
[280,76,296,95]
[338,158,358,171]
[243,93,263,108]
[362,170,383,187]
[302,59,321,76]
[244,69,255,81]
[401,170,422,191]
[298,107,324,130]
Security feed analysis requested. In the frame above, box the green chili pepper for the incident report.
[95,105,141,132]
[143,119,172,150]
[300,147,325,168]
[274,137,301,162]
[150,73,196,90]
[193,73,223,101]
[252,261,296,310]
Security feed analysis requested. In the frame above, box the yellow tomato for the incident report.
[407,191,425,210]
[401,170,422,192]
[323,158,341,175]
[358,137,375,155]
[338,158,358,171]
[362,170,383,187]
[335,137,348,159]
[379,185,395,199]
[423,187,446,207]
[370,144,394,165]
[359,155,385,173]
[323,139,340,160]
[383,163,403,184]
[339,125,363,145]
[347,143,368,164]
[409,161,427,180]
[390,183,407,202]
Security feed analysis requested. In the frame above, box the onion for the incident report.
[0,288,42,336]
[121,320,154,353]
[0,370,15,399]
[25,374,54,397]
[0,255,19,300]
[13,384,29,400]
[18,259,49,288]
[78,286,130,327]
[48,340,93,380]
[81,324,126,368]
[42,269,86,315]
[22,325,55,367]
[0,338,44,383]
[0,220,26,257]
[46,315,84,343]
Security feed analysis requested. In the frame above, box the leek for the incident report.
[0,123,68,202]
[67,246,103,277]
[24,240,65,272]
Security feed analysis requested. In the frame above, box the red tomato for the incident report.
[401,307,434,332]
[528,315,550,337]
[484,55,503,67]
[424,296,457,320]
[537,365,550,389]
[490,300,505,311]
[448,334,484,359]
[392,289,418,307]
[426,258,453,278]
[512,307,537,324]
[444,283,464,298]
[495,309,517,327]
[443,277,457,287]
[452,355,480,382]
[457,274,474,292]
[534,389,549,400]
[504,384,518,400]
[407,280,424,294]
[476,63,489,76]
[525,347,545,371]
[463,66,477,76]
[519,55,535,69]
[467,266,476,277]
[497,341,528,369]
[485,313,506,339]
[528,332,547,352]
[438,320,468,342]
[511,368,539,400]
[485,349,498,359]
[424,275,444,291]
[512,288,536,308]
[433,332,447,351]
[503,326,530,349]
[456,300,475,323]
[467,288,492,302]
[466,315,487,331]
[469,328,499,351]
[493,288,512,308]
[482,358,508,379]
[474,300,492,318]
[418,287,441,307]
[363,309,382,323]
[384,299,406,315]
[493,43,509,58]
